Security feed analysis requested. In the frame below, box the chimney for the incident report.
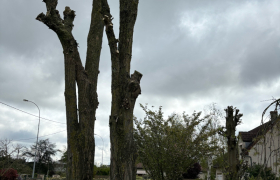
[270,111,278,123]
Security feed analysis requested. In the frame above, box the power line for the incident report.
[12,130,66,142]
[0,101,66,125]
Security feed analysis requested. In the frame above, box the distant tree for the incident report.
[134,104,221,180]
[0,139,16,168]
[23,139,60,176]
[57,148,67,176]
[59,150,67,164]
[0,139,30,175]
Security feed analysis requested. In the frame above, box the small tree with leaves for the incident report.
[134,104,221,180]
[23,139,60,176]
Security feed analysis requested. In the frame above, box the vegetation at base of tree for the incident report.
[94,165,110,176]
[23,139,61,176]
[134,104,222,180]
[0,168,18,180]
[244,164,278,180]
[58,149,67,175]
[135,175,143,180]
[182,163,201,179]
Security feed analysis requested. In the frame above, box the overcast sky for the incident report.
[0,0,279,165]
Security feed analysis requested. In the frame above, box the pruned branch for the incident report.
[36,0,74,37]
[63,7,76,32]
[43,0,58,12]
[234,109,243,126]
[128,71,142,98]
[103,15,118,56]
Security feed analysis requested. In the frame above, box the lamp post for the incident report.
[23,99,40,178]
[94,134,104,165]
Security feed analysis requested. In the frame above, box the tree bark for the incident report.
[225,106,243,180]
[36,0,105,179]
[102,0,141,179]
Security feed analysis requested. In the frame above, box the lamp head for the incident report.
[23,99,29,102]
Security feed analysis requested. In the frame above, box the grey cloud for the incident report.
[131,0,280,99]
[0,0,279,165]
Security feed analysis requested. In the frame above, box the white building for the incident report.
[136,163,147,177]
[239,111,280,176]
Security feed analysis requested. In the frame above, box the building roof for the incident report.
[239,117,277,151]
[136,163,144,169]
[239,132,257,142]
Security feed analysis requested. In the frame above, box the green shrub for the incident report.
[95,165,110,176]
[136,175,143,179]
[245,164,277,180]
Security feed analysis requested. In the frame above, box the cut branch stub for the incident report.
[36,13,46,22]
[129,70,142,98]
[131,70,142,82]
[234,109,243,126]
[36,3,64,33]
[43,0,58,13]
[103,15,113,31]
[63,7,76,32]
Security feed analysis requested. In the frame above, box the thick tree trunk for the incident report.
[225,106,243,180]
[102,0,141,179]
[36,0,105,179]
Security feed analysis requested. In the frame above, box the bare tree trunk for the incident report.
[36,0,105,179]
[225,106,243,180]
[101,0,141,179]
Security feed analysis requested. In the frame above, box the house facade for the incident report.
[136,163,147,177]
[239,111,280,176]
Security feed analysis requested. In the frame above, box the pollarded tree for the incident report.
[224,106,243,180]
[134,105,221,180]
[36,0,105,179]
[102,1,142,180]
[23,139,60,175]
[36,0,141,179]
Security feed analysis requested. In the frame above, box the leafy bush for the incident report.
[134,105,221,180]
[136,175,143,179]
[245,164,277,180]
[183,163,202,179]
[95,165,110,175]
[0,168,18,180]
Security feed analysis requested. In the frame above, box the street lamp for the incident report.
[94,134,104,165]
[23,99,40,178]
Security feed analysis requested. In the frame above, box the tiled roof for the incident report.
[239,132,256,142]
[136,163,144,169]
[239,121,275,150]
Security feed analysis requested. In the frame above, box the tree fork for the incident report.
[36,0,105,179]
